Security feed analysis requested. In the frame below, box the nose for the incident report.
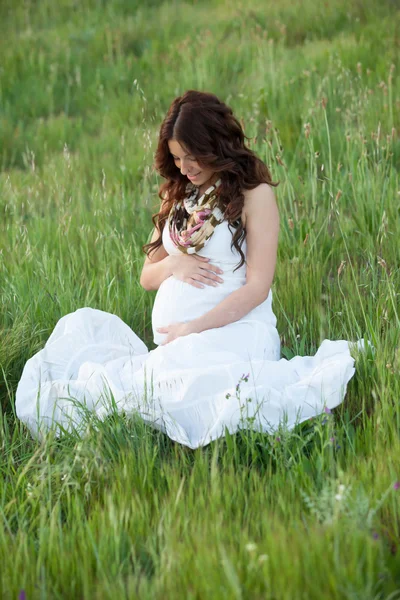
[180,159,189,175]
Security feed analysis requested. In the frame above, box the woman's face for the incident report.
[168,139,219,191]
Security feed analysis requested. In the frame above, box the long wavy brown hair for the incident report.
[143,89,279,271]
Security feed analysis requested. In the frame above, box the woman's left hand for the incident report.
[156,322,195,345]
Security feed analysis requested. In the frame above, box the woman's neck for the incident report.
[197,174,220,196]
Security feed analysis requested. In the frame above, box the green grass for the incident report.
[1,0,400,597]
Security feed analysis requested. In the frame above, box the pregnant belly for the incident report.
[151,275,243,344]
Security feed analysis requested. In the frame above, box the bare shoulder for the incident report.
[242,183,279,229]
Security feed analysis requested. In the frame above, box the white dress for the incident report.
[15,220,362,449]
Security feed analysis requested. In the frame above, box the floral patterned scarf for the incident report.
[167,178,224,254]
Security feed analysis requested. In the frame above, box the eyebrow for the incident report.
[171,152,193,157]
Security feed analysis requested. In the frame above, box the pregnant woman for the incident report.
[16,90,362,449]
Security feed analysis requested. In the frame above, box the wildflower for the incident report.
[393,481,400,490]
[19,591,26,600]
[275,437,281,443]
[324,407,332,414]
[372,532,379,540]
[338,260,346,276]
[245,542,257,552]
[258,554,269,563]
[338,484,346,494]
[330,437,341,450]
[335,494,343,501]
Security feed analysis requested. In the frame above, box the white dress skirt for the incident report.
[15,221,363,449]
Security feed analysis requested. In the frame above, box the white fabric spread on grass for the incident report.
[16,221,363,449]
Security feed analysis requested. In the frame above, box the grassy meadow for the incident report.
[1,0,400,597]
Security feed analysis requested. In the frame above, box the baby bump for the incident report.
[151,276,242,343]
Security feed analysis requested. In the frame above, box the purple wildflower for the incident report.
[324,407,332,414]
[393,481,400,490]
[275,437,281,443]
[18,591,26,600]
[372,532,379,540]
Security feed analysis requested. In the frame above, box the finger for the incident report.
[193,255,210,262]
[187,278,205,289]
[156,327,169,332]
[194,274,221,286]
[198,269,224,283]
[200,263,224,276]
[198,268,224,282]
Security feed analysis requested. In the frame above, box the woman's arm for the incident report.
[140,224,174,291]
[157,184,279,342]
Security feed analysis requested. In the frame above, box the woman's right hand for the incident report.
[168,254,224,289]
